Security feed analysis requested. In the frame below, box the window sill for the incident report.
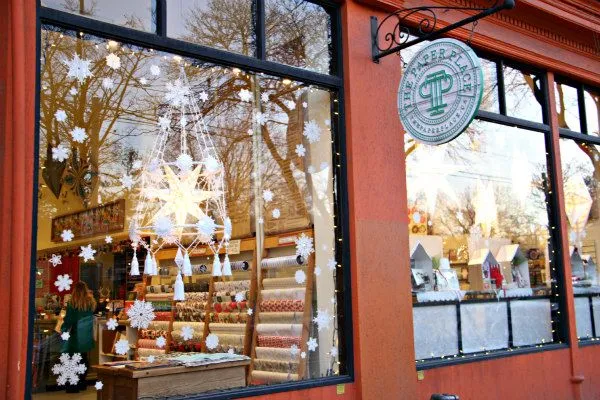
[169,375,354,400]
[578,339,600,348]
[416,343,568,371]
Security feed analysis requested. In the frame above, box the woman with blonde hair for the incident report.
[60,281,96,393]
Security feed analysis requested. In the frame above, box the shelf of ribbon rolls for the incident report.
[249,250,314,384]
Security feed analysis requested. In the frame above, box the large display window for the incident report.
[30,1,350,397]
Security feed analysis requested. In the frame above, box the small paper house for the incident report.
[570,246,584,279]
[410,242,434,291]
[436,258,460,291]
[495,244,530,289]
[468,249,500,291]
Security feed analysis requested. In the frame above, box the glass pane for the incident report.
[32,26,346,397]
[585,88,600,136]
[510,299,552,346]
[480,58,499,113]
[413,305,458,360]
[554,82,580,132]
[460,302,508,353]
[167,0,256,56]
[575,297,593,339]
[407,120,560,360]
[42,0,155,31]
[265,0,331,74]
[504,65,544,122]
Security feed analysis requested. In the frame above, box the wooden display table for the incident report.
[94,359,250,399]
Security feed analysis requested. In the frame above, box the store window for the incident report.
[31,8,347,397]
[406,60,564,364]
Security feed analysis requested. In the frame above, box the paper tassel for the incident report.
[212,254,222,277]
[175,247,184,267]
[144,252,153,275]
[173,273,185,301]
[182,252,192,276]
[222,254,232,276]
[152,256,159,276]
[130,252,140,276]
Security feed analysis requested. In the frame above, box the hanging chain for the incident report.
[467,20,478,46]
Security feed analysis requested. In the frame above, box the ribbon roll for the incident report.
[261,256,305,269]
[257,335,301,348]
[251,370,299,383]
[256,324,302,336]
[260,300,304,312]
[261,288,305,301]
[258,312,303,324]
[253,359,299,374]
[255,346,300,361]
[262,277,303,289]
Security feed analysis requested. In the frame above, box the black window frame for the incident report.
[27,1,354,399]
[555,76,600,347]
[408,47,571,370]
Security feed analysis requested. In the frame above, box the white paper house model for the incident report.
[495,244,530,289]
[570,246,585,279]
[410,242,434,291]
[467,249,499,291]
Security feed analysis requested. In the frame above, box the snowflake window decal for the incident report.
[52,353,86,386]
[295,233,314,258]
[126,300,155,329]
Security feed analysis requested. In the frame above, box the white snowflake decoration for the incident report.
[238,88,252,102]
[272,208,281,219]
[330,346,339,358]
[158,116,171,131]
[61,332,70,341]
[290,344,300,357]
[295,269,306,284]
[154,216,174,238]
[303,120,322,144]
[262,189,274,203]
[181,325,194,341]
[52,144,70,162]
[79,244,96,262]
[69,88,78,96]
[295,144,306,157]
[54,109,67,122]
[205,333,219,350]
[307,337,318,352]
[114,339,129,355]
[314,266,322,276]
[61,229,74,242]
[105,236,113,244]
[247,308,253,316]
[155,336,167,348]
[235,292,246,302]
[295,233,314,258]
[196,215,216,238]
[284,99,296,110]
[95,381,103,391]
[254,112,267,126]
[120,174,134,190]
[54,274,73,292]
[300,351,306,359]
[64,54,92,83]
[150,65,161,76]
[126,300,155,329]
[327,258,337,271]
[261,92,269,103]
[105,53,121,70]
[70,126,87,143]
[313,309,332,332]
[199,91,208,102]
[302,101,308,108]
[49,254,62,267]
[52,353,86,386]
[165,79,191,106]
[106,318,118,331]
[175,153,194,172]
[147,355,156,363]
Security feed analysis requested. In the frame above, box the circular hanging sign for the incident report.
[398,38,483,145]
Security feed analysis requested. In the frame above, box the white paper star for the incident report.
[150,65,161,76]
[313,309,332,332]
[70,126,88,143]
[95,381,103,391]
[302,101,308,108]
[205,333,219,350]
[295,144,306,157]
[158,116,171,131]
[106,318,118,330]
[61,332,70,341]
[199,91,208,102]
[295,233,314,258]
[54,274,73,292]
[54,109,67,122]
[79,244,96,262]
[235,292,246,302]
[147,355,155,363]
[239,89,252,102]
[165,79,191,106]
[307,337,318,352]
[127,300,155,329]
[105,53,121,70]
[254,112,267,126]
[290,344,300,356]
[303,120,321,143]
[155,336,166,348]
[61,229,74,242]
[181,325,194,341]
[300,351,306,359]
[327,258,337,271]
[51,144,69,162]
[330,346,338,357]
[247,308,253,316]
[64,54,92,83]
[262,189,274,203]
[295,269,306,284]
[49,254,62,267]
[105,236,113,244]
[272,208,281,219]
[114,339,129,355]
